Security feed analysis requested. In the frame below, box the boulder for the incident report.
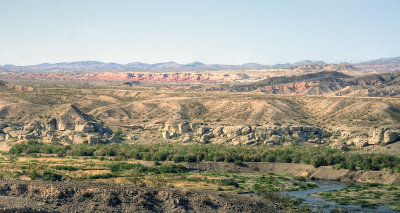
[2,127,12,134]
[241,126,252,135]
[292,131,308,142]
[46,118,58,131]
[18,134,35,140]
[178,122,191,134]
[283,142,292,147]
[212,126,224,137]
[213,136,229,144]
[87,135,100,144]
[351,137,369,147]
[265,135,280,145]
[223,126,243,139]
[106,136,120,143]
[5,133,12,140]
[254,126,270,141]
[181,135,192,143]
[60,135,72,143]
[0,123,7,129]
[195,126,209,136]
[75,123,94,132]
[162,131,172,139]
[144,124,161,130]
[0,133,5,141]
[72,135,85,144]
[245,140,257,145]
[307,139,321,144]
[290,126,303,132]
[331,142,349,151]
[239,133,254,143]
[383,130,400,144]
[303,126,318,133]
[190,123,204,130]
[26,134,36,140]
[50,136,60,143]
[369,128,384,145]
[200,133,214,143]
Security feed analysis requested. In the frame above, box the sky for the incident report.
[0,0,399,66]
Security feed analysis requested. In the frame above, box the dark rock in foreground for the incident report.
[0,180,287,213]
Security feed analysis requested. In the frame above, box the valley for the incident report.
[1,59,400,212]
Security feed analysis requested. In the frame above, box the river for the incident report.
[283,180,399,213]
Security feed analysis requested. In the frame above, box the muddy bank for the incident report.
[0,180,287,213]
[179,162,400,185]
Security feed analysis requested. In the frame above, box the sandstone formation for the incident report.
[0,104,118,144]
[156,122,400,147]
[0,80,33,92]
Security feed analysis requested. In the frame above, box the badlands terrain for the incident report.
[1,57,400,212]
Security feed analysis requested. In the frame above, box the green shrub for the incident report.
[157,164,187,173]
[173,155,185,163]
[108,162,149,172]
[115,128,124,140]
[218,179,239,187]
[42,170,63,181]
[52,165,77,171]
[89,173,116,179]
[234,160,243,166]
[8,143,400,173]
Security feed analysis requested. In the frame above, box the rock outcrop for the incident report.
[158,122,400,147]
[161,122,327,145]
[0,104,118,144]
[0,80,34,92]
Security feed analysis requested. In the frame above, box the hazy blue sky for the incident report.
[1,0,399,65]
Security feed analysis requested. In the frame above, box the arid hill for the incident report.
[231,71,400,97]
[0,79,33,92]
[1,83,399,148]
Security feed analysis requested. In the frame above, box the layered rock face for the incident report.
[0,104,118,144]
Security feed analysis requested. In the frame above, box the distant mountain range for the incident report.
[0,57,399,73]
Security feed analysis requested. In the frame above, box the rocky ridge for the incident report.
[0,80,33,92]
[0,104,118,145]
[2,118,400,148]
[231,71,400,96]
[151,122,400,148]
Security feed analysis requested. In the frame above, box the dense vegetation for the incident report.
[9,140,400,172]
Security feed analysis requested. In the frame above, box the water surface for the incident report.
[284,180,399,213]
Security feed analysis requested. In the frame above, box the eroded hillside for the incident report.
[1,84,399,149]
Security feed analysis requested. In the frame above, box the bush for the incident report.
[234,160,243,166]
[157,164,187,173]
[89,173,116,179]
[52,165,78,171]
[311,156,327,168]
[218,179,239,187]
[173,155,185,163]
[115,128,124,140]
[108,162,149,173]
[8,143,400,173]
[42,170,63,181]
